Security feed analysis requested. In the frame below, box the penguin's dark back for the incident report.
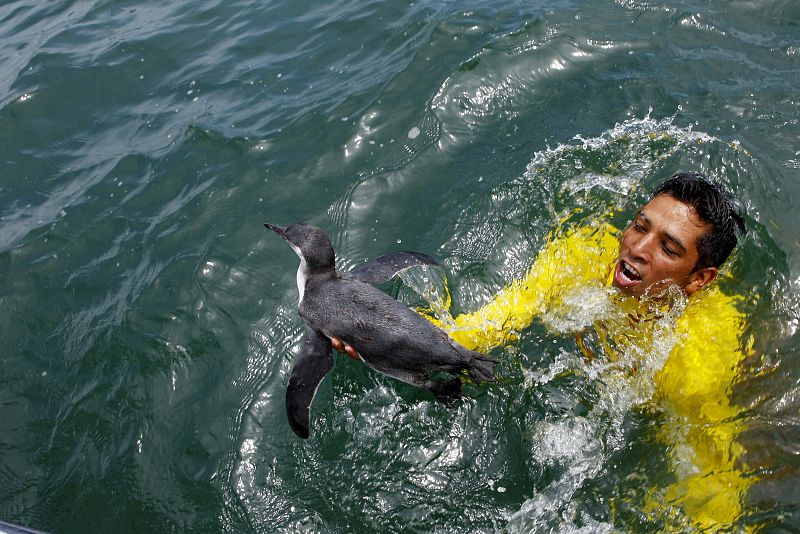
[300,276,465,369]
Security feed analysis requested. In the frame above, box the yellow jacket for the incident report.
[430,222,752,530]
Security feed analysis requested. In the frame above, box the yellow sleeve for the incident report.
[441,223,619,352]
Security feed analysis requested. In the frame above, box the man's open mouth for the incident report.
[614,259,642,288]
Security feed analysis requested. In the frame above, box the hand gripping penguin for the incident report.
[265,223,497,439]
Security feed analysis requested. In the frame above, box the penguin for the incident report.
[265,222,497,439]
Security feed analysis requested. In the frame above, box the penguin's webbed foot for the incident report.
[467,352,498,383]
[424,377,462,405]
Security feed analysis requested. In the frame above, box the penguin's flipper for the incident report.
[286,324,334,439]
[346,251,439,286]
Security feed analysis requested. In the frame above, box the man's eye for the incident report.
[634,222,646,232]
[661,243,677,256]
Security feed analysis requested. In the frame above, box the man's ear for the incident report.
[684,267,718,295]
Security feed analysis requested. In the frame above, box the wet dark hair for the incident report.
[652,172,746,270]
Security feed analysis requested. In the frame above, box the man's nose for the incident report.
[629,233,655,262]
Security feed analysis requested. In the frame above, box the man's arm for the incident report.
[334,223,618,358]
[431,223,620,353]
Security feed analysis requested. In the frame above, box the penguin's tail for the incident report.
[467,352,498,383]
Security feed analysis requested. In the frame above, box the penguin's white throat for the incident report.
[289,243,308,304]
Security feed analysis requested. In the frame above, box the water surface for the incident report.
[1,0,799,532]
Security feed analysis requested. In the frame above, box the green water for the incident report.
[1,1,799,532]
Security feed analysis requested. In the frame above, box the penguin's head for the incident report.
[265,222,336,272]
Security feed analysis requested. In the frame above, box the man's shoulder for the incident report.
[668,285,746,383]
[680,285,745,334]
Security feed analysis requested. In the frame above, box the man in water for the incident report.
[334,172,750,529]
[335,172,745,353]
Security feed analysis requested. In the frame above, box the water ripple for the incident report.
[2,0,800,532]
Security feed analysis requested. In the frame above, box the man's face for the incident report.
[613,193,717,298]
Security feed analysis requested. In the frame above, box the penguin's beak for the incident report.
[264,223,287,236]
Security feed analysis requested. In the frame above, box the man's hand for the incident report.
[330,337,362,361]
